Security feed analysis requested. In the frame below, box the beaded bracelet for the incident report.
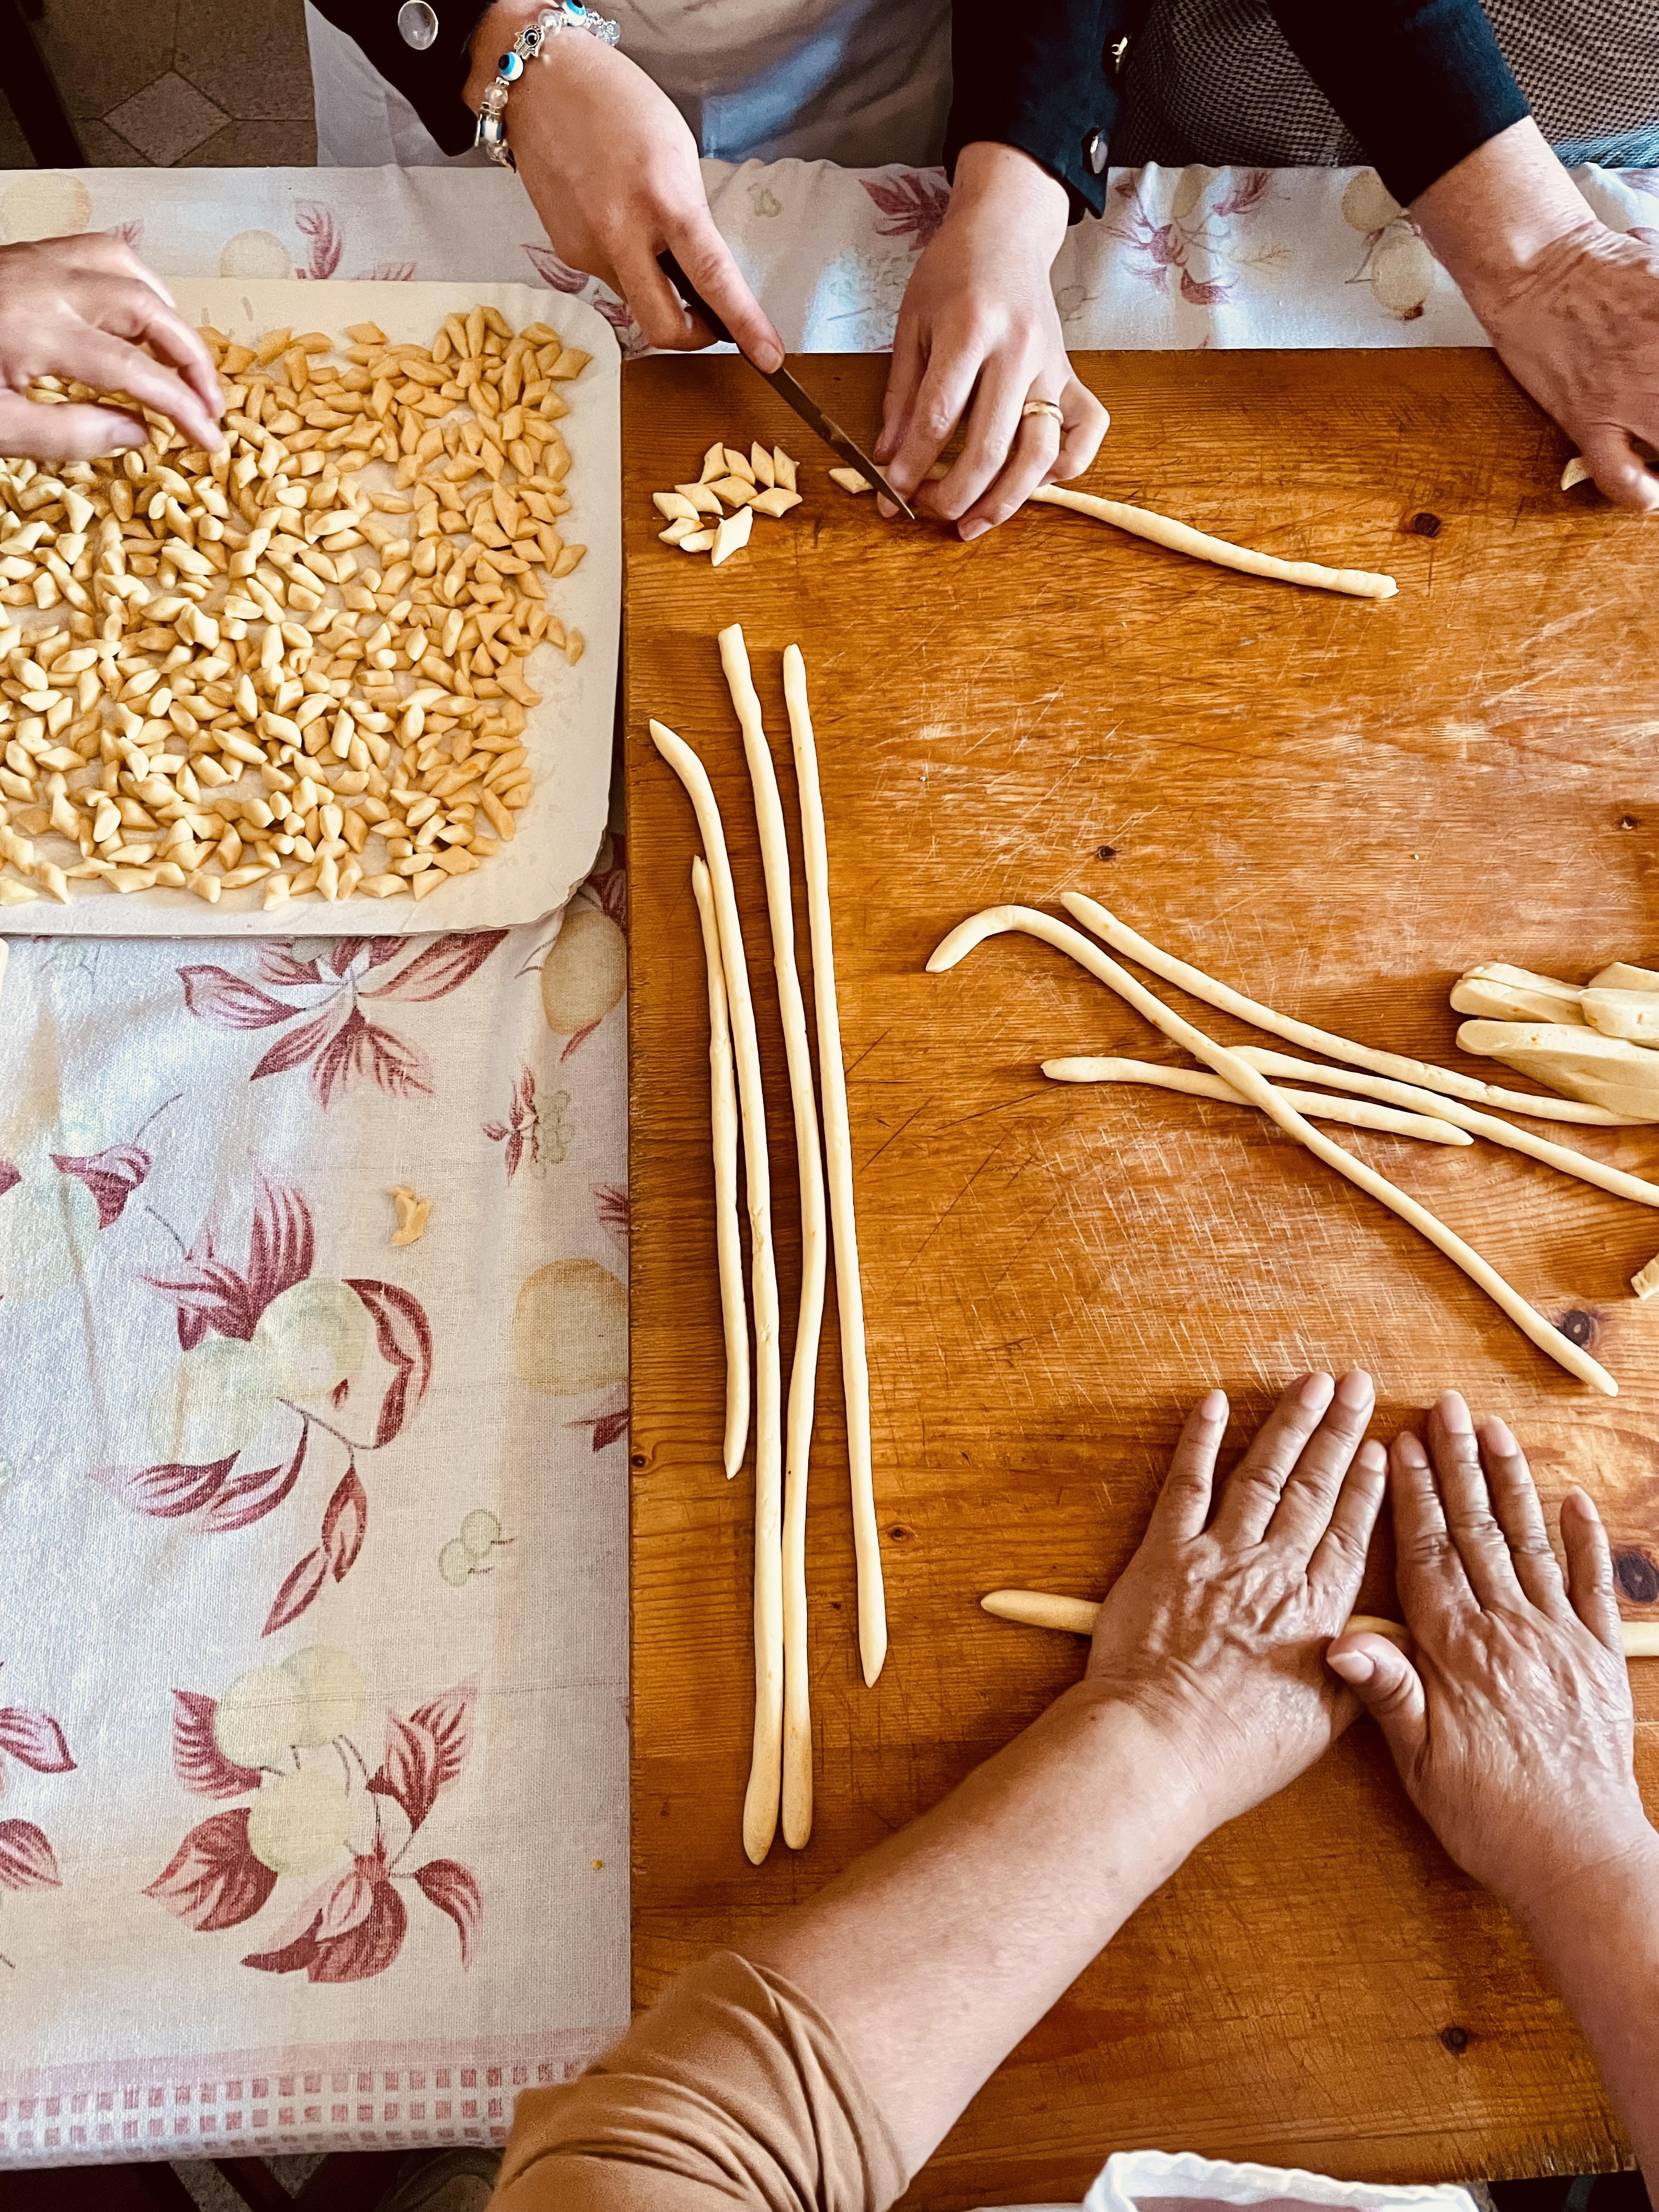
[474,1,622,170]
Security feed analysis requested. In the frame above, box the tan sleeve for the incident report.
[492,1949,909,2212]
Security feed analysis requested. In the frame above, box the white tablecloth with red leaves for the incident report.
[0,150,1656,2172]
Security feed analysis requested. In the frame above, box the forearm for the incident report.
[1409,119,1597,314]
[1511,1834,1659,2182]
[746,1683,1204,2176]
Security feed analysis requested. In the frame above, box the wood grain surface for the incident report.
[624,352,1659,2208]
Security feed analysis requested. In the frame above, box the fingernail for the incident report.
[111,423,146,450]
[1395,1431,1428,1468]
[1483,1416,1518,1456]
[1358,1438,1388,1471]
[876,496,895,519]
[1298,1372,1335,1408]
[1335,1369,1374,1409]
[874,430,894,462]
[755,340,784,374]
[1327,1649,1375,1684]
[960,519,989,542]
[1564,1484,1599,1521]
[1437,1391,1472,1435]
[1197,1387,1227,1422]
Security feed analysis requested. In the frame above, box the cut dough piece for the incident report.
[691,856,749,1477]
[710,507,753,568]
[649,717,784,1866]
[678,528,715,554]
[659,517,697,544]
[749,442,776,488]
[772,448,797,493]
[723,445,754,483]
[653,490,699,522]
[1583,988,1659,1046]
[1042,1056,1474,1144]
[784,642,885,1689]
[1030,483,1398,600]
[719,627,827,1853]
[1633,1254,1659,1299]
[708,475,758,509]
[387,1184,432,1246]
[980,1585,1659,1657]
[1590,962,1659,993]
[829,466,871,494]
[0,880,40,906]
[699,441,726,484]
[1060,891,1645,1127]
[1234,1046,1659,1212]
[1450,963,1585,1024]
[1561,455,1593,490]
[930,906,1617,1393]
[749,486,803,519]
[674,481,724,516]
[1457,1019,1659,1119]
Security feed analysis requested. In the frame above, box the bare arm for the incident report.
[1329,1395,1658,2185]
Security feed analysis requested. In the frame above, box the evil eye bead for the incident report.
[497,47,524,78]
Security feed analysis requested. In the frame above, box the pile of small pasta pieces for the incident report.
[0,304,591,912]
[653,441,802,567]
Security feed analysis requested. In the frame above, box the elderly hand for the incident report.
[0,233,223,463]
[1327,1394,1651,1912]
[875,141,1108,538]
[1412,119,1659,512]
[1086,1370,1387,1832]
[466,3,782,367]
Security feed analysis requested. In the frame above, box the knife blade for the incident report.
[656,251,915,520]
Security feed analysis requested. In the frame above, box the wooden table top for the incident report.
[624,351,1659,2209]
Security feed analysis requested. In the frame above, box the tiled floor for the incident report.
[0,0,316,167]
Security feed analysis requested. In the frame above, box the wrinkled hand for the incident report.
[469,4,780,366]
[876,141,1107,538]
[1087,1370,1386,1832]
[1477,224,1659,514]
[0,233,223,462]
[1327,1394,1651,1915]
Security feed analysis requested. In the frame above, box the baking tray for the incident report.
[0,279,619,935]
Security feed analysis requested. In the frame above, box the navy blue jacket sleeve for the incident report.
[945,0,1121,222]
[309,0,493,156]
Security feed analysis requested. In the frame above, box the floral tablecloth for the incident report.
[0,151,1655,2172]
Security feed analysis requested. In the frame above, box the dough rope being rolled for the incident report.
[718,625,827,1852]
[650,718,785,1865]
[691,855,749,1479]
[1231,1046,1659,1211]
[1029,484,1398,600]
[928,906,1617,1395]
[783,642,887,1689]
[1059,893,1646,1128]
[1042,1056,1474,1145]
[980,1585,1659,1658]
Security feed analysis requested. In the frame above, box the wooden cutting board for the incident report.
[624,352,1659,2209]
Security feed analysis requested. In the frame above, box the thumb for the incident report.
[1578,424,1659,513]
[0,391,146,464]
[1326,1630,1429,1763]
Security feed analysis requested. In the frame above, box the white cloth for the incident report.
[305,0,951,171]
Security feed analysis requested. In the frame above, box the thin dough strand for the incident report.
[1060,893,1645,1128]
[650,718,783,1864]
[784,642,887,1688]
[929,906,1616,1395]
[1030,484,1398,600]
[691,856,750,1477]
[718,625,826,1850]
[1042,1056,1474,1145]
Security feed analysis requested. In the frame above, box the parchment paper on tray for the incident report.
[0,280,618,936]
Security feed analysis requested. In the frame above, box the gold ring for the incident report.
[1021,399,1064,425]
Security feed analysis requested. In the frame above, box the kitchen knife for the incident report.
[657,250,915,520]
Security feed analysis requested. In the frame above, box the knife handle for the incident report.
[657,249,735,350]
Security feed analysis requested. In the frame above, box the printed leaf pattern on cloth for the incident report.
[860,170,951,251]
[151,1660,481,1984]
[0,1821,61,1893]
[0,1669,76,1922]
[179,933,506,1109]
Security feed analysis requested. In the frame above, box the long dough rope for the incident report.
[928,906,1617,1395]
[650,719,784,1864]
[1030,484,1398,601]
[1060,893,1644,1130]
[980,1585,1659,1660]
[690,856,749,1478]
[1042,1056,1474,1147]
[783,643,887,1690]
[718,625,827,1852]
[1233,1046,1659,1211]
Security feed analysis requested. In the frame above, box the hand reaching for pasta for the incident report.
[1086,1369,1387,1835]
[0,233,224,462]
[1326,1393,1652,1916]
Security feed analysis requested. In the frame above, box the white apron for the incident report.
[305,0,952,170]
